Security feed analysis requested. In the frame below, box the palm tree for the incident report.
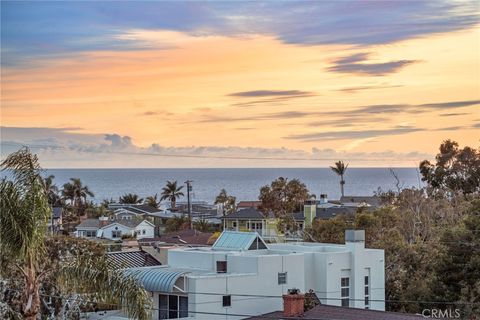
[61,178,94,214]
[41,174,61,206]
[119,193,143,204]
[0,148,150,319]
[330,160,348,197]
[160,180,184,210]
[145,193,160,208]
[0,148,151,320]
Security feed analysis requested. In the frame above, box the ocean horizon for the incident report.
[39,167,424,204]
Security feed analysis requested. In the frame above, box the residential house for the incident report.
[248,289,420,320]
[221,208,281,241]
[340,195,381,207]
[124,229,384,319]
[75,216,155,240]
[236,201,261,210]
[47,206,63,234]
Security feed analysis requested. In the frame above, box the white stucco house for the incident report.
[75,217,155,240]
[122,229,384,319]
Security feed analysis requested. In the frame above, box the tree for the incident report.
[0,148,151,319]
[165,215,190,232]
[145,194,160,208]
[330,160,348,197]
[420,139,480,195]
[214,189,236,216]
[41,175,61,207]
[160,180,184,210]
[61,178,94,215]
[119,193,143,204]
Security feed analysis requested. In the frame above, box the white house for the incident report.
[125,229,384,319]
[75,217,155,240]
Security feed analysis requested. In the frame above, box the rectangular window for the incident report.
[232,221,237,228]
[216,260,227,273]
[112,230,122,238]
[222,295,231,307]
[278,272,287,285]
[159,294,188,319]
[364,275,370,309]
[341,277,350,307]
[85,230,96,237]
[142,229,146,234]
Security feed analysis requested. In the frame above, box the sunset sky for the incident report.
[1,1,479,168]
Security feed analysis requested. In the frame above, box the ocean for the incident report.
[39,168,423,204]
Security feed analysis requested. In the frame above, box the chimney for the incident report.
[283,288,304,317]
[99,216,109,227]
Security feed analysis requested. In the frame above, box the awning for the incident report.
[124,267,187,292]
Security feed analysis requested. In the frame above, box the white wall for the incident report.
[101,223,133,240]
[135,221,155,239]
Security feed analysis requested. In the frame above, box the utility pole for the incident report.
[185,180,193,229]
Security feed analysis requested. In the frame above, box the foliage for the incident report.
[214,189,236,216]
[119,193,143,204]
[420,139,480,195]
[165,215,191,232]
[0,148,151,319]
[160,180,184,210]
[144,194,160,208]
[61,178,94,215]
[41,174,62,207]
[330,160,348,197]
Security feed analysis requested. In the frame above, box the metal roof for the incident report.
[124,267,187,292]
[212,231,268,251]
[108,250,161,269]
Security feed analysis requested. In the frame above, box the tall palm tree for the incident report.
[41,174,61,206]
[61,178,94,214]
[160,180,184,210]
[145,193,160,208]
[330,160,348,197]
[0,148,151,320]
[214,189,236,216]
[119,193,143,204]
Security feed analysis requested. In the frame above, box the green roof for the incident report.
[212,231,268,251]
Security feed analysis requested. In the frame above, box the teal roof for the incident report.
[124,267,187,292]
[212,231,268,251]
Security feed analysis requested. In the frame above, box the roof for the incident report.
[124,267,187,292]
[212,231,268,251]
[222,208,272,220]
[107,250,161,269]
[248,304,421,320]
[158,229,214,246]
[237,201,261,208]
[104,219,154,229]
[109,203,162,214]
[340,195,381,207]
[316,206,357,219]
[76,218,100,229]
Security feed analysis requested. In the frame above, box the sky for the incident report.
[1,1,479,168]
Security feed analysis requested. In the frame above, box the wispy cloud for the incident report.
[284,126,423,142]
[229,90,313,98]
[328,52,417,76]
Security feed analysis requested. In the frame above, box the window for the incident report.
[278,272,287,285]
[112,230,122,238]
[216,260,227,273]
[232,221,237,228]
[222,295,231,307]
[341,277,350,307]
[85,230,96,237]
[364,275,370,309]
[159,294,188,319]
[142,229,146,234]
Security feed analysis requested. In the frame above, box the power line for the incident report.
[1,142,424,163]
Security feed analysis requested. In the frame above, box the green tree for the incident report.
[41,174,61,207]
[160,180,184,210]
[214,189,236,216]
[61,178,94,215]
[165,215,191,232]
[420,139,480,195]
[145,194,160,208]
[119,193,143,204]
[0,148,151,320]
[330,160,348,197]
